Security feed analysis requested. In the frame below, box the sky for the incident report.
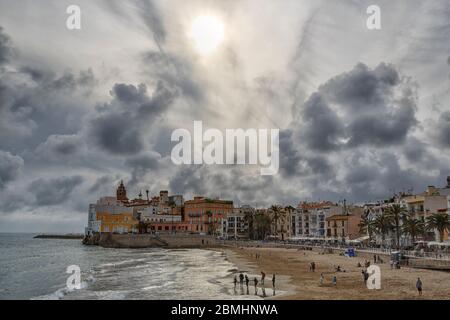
[1,0,450,232]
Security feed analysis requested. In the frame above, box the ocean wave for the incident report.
[31,274,95,300]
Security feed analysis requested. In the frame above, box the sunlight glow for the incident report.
[189,15,225,55]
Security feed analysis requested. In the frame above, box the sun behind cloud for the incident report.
[188,15,225,55]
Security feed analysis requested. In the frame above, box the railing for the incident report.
[223,239,450,261]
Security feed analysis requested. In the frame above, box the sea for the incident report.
[0,233,262,300]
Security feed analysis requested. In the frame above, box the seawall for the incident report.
[96,233,224,249]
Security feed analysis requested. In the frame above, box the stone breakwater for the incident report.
[84,233,225,249]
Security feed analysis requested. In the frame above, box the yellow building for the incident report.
[96,205,138,233]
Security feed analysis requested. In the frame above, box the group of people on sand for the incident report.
[319,273,337,286]
[233,271,276,297]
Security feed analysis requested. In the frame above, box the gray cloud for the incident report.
[0,150,24,189]
[435,111,450,148]
[1,1,450,231]
[0,26,12,66]
[125,150,162,185]
[295,63,418,152]
[89,82,177,155]
[35,134,81,157]
[28,176,84,206]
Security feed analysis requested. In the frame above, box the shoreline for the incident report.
[219,246,450,300]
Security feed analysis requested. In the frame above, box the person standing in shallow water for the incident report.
[254,277,259,295]
[245,275,250,295]
[272,274,276,296]
[239,273,244,293]
[233,275,237,292]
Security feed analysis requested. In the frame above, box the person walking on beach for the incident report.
[245,275,250,295]
[312,262,316,272]
[254,277,259,295]
[373,254,377,263]
[363,270,369,285]
[261,271,266,285]
[416,277,423,296]
[332,275,337,286]
[239,273,244,292]
[320,273,324,286]
[233,275,237,292]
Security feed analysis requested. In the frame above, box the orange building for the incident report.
[184,197,233,235]
[326,208,363,240]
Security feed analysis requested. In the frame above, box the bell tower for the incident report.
[116,180,128,202]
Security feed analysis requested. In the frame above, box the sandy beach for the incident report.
[221,246,450,300]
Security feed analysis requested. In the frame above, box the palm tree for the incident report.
[385,204,407,248]
[270,205,282,239]
[402,217,425,244]
[243,210,255,240]
[254,212,271,240]
[373,213,392,246]
[205,210,215,236]
[426,213,450,242]
[358,212,375,242]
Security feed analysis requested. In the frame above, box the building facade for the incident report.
[184,197,233,235]
[293,202,341,238]
[326,208,363,241]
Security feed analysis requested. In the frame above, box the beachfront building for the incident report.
[85,204,100,236]
[326,207,364,241]
[184,197,233,236]
[138,208,189,232]
[85,182,187,235]
[400,182,450,242]
[95,198,138,233]
[225,205,254,240]
[293,202,341,238]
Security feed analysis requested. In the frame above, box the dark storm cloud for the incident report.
[143,51,204,102]
[0,63,98,153]
[125,151,162,185]
[341,152,427,202]
[279,128,335,179]
[435,111,450,147]
[35,135,80,157]
[89,175,115,193]
[90,81,177,155]
[0,27,12,66]
[125,151,161,171]
[0,150,24,189]
[295,63,417,152]
[28,176,84,206]
[300,93,344,152]
[279,129,302,176]
[169,165,209,196]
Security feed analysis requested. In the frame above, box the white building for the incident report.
[139,207,182,223]
[225,206,253,239]
[85,203,100,236]
[293,202,341,238]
